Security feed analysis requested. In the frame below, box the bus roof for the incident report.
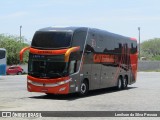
[37,26,136,41]
[38,27,88,32]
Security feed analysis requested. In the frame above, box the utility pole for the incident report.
[20,25,22,42]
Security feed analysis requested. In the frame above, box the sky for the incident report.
[0,0,160,43]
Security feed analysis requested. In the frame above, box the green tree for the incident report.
[0,34,29,65]
[141,38,160,60]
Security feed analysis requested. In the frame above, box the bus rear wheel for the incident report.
[79,80,89,96]
[45,93,56,97]
[117,77,123,90]
[122,76,128,89]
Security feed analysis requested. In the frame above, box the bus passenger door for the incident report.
[90,58,101,90]
[84,45,101,90]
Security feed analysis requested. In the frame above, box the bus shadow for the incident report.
[29,87,137,101]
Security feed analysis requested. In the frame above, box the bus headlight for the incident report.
[58,81,65,85]
[57,78,72,85]
[27,79,32,84]
[27,78,72,87]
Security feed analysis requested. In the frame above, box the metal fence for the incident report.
[138,61,160,71]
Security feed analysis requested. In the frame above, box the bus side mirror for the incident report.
[19,47,30,62]
[65,46,80,62]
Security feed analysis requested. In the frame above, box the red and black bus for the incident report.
[20,27,138,96]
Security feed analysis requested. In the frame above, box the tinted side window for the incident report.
[114,38,124,54]
[86,31,98,52]
[86,32,116,53]
[103,35,115,53]
[72,30,87,51]
[131,41,137,54]
[96,34,104,53]
[84,31,95,53]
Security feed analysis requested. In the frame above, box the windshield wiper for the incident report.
[28,71,40,75]
[48,71,63,77]
[29,72,47,78]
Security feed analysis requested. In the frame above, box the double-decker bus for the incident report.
[0,48,6,75]
[20,27,138,96]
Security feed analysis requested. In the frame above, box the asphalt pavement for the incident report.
[0,72,160,120]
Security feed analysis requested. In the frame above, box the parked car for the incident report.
[6,65,24,75]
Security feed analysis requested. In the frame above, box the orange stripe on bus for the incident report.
[30,47,68,55]
[19,46,30,62]
[64,46,80,62]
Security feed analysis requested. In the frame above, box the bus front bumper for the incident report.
[27,75,71,94]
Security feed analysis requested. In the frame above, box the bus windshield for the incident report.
[31,31,73,49]
[28,54,68,78]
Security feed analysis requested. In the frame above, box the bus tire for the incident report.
[46,93,54,96]
[79,80,89,96]
[122,76,128,89]
[117,76,123,90]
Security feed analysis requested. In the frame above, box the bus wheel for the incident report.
[122,76,128,89]
[117,77,122,90]
[79,80,89,96]
[45,93,55,96]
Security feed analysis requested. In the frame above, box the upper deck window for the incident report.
[31,31,72,49]
[72,30,87,51]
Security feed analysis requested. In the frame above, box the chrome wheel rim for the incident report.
[81,83,86,94]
